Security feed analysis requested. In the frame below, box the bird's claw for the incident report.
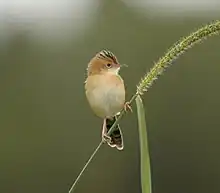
[124,101,132,113]
[102,133,112,144]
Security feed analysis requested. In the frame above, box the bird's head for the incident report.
[87,50,121,76]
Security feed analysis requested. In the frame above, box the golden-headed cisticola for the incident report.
[85,50,131,150]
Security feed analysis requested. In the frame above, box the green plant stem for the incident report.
[68,93,138,193]
[137,20,220,94]
[68,142,103,193]
[68,20,220,193]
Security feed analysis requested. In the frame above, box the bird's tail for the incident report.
[105,116,124,150]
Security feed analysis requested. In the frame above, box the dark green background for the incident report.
[1,1,220,193]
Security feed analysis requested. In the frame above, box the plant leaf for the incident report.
[135,95,152,193]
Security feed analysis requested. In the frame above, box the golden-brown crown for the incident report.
[87,50,120,76]
[97,50,119,64]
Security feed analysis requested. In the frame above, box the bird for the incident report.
[85,50,131,150]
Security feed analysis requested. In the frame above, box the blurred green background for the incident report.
[0,0,220,193]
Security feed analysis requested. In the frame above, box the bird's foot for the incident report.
[124,101,132,113]
[102,133,112,144]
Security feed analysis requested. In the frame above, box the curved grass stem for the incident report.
[68,142,103,193]
[137,20,220,94]
[68,20,220,193]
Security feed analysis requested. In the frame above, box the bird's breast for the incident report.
[85,74,125,118]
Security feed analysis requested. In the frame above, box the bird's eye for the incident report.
[106,63,112,68]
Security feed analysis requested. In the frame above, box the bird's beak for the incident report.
[120,63,128,68]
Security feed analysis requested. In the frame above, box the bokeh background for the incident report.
[0,0,220,193]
